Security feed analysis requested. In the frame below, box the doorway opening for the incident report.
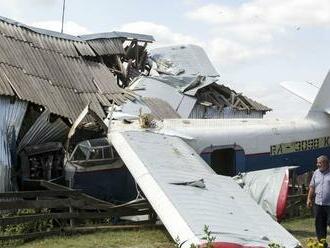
[210,148,236,176]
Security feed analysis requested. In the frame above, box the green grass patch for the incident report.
[3,217,320,248]
[281,217,321,247]
[15,228,175,248]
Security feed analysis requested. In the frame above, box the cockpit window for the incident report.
[71,146,89,161]
[70,138,120,165]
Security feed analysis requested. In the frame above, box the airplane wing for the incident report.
[109,131,300,248]
[280,81,319,104]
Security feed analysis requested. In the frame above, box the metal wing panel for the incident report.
[109,131,300,248]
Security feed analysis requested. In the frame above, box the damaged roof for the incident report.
[128,75,271,118]
[0,16,153,120]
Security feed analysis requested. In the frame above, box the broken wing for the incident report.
[109,131,300,248]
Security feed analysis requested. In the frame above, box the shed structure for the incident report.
[0,16,154,192]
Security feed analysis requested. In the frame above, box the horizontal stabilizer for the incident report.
[280,81,319,104]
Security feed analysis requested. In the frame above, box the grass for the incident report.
[1,217,321,248]
[14,228,176,248]
[281,217,319,248]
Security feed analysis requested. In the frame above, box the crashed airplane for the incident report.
[0,15,325,248]
[105,71,330,247]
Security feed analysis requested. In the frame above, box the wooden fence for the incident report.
[0,180,157,241]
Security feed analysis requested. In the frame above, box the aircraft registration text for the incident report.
[270,136,330,156]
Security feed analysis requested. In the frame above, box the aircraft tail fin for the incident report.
[307,70,330,117]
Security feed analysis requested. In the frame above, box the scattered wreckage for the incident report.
[0,15,321,248]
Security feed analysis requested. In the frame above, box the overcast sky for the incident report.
[0,0,329,118]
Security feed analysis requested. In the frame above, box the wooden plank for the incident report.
[0,199,85,209]
[64,223,161,233]
[0,230,61,241]
[0,209,152,226]
[0,190,81,199]
[40,180,115,209]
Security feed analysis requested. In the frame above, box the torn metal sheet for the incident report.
[109,130,300,248]
[66,104,108,149]
[129,75,270,119]
[17,110,69,152]
[130,76,197,117]
[149,44,219,77]
[0,96,27,192]
[80,31,155,42]
[189,105,264,119]
[119,96,181,120]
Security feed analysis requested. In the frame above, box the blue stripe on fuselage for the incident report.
[201,147,330,174]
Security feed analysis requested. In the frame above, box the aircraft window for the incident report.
[89,148,103,160]
[70,140,120,166]
[103,147,111,158]
[71,146,88,161]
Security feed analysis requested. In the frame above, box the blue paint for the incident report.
[201,147,330,175]
[73,146,330,203]
[72,166,137,203]
[235,149,245,173]
[245,147,330,174]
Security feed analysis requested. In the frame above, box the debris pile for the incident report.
[0,16,271,195]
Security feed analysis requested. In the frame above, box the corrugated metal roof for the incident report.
[80,31,155,42]
[73,41,96,56]
[0,96,27,192]
[0,17,138,120]
[0,16,84,42]
[86,38,125,55]
[243,96,272,112]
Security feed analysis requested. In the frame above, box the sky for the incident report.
[0,0,329,118]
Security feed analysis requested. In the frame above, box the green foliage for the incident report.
[307,238,328,248]
[174,236,181,248]
[0,208,53,247]
[200,225,216,248]
[268,242,285,248]
[174,225,216,248]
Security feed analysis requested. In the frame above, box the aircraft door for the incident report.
[201,146,245,176]
[210,148,235,176]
